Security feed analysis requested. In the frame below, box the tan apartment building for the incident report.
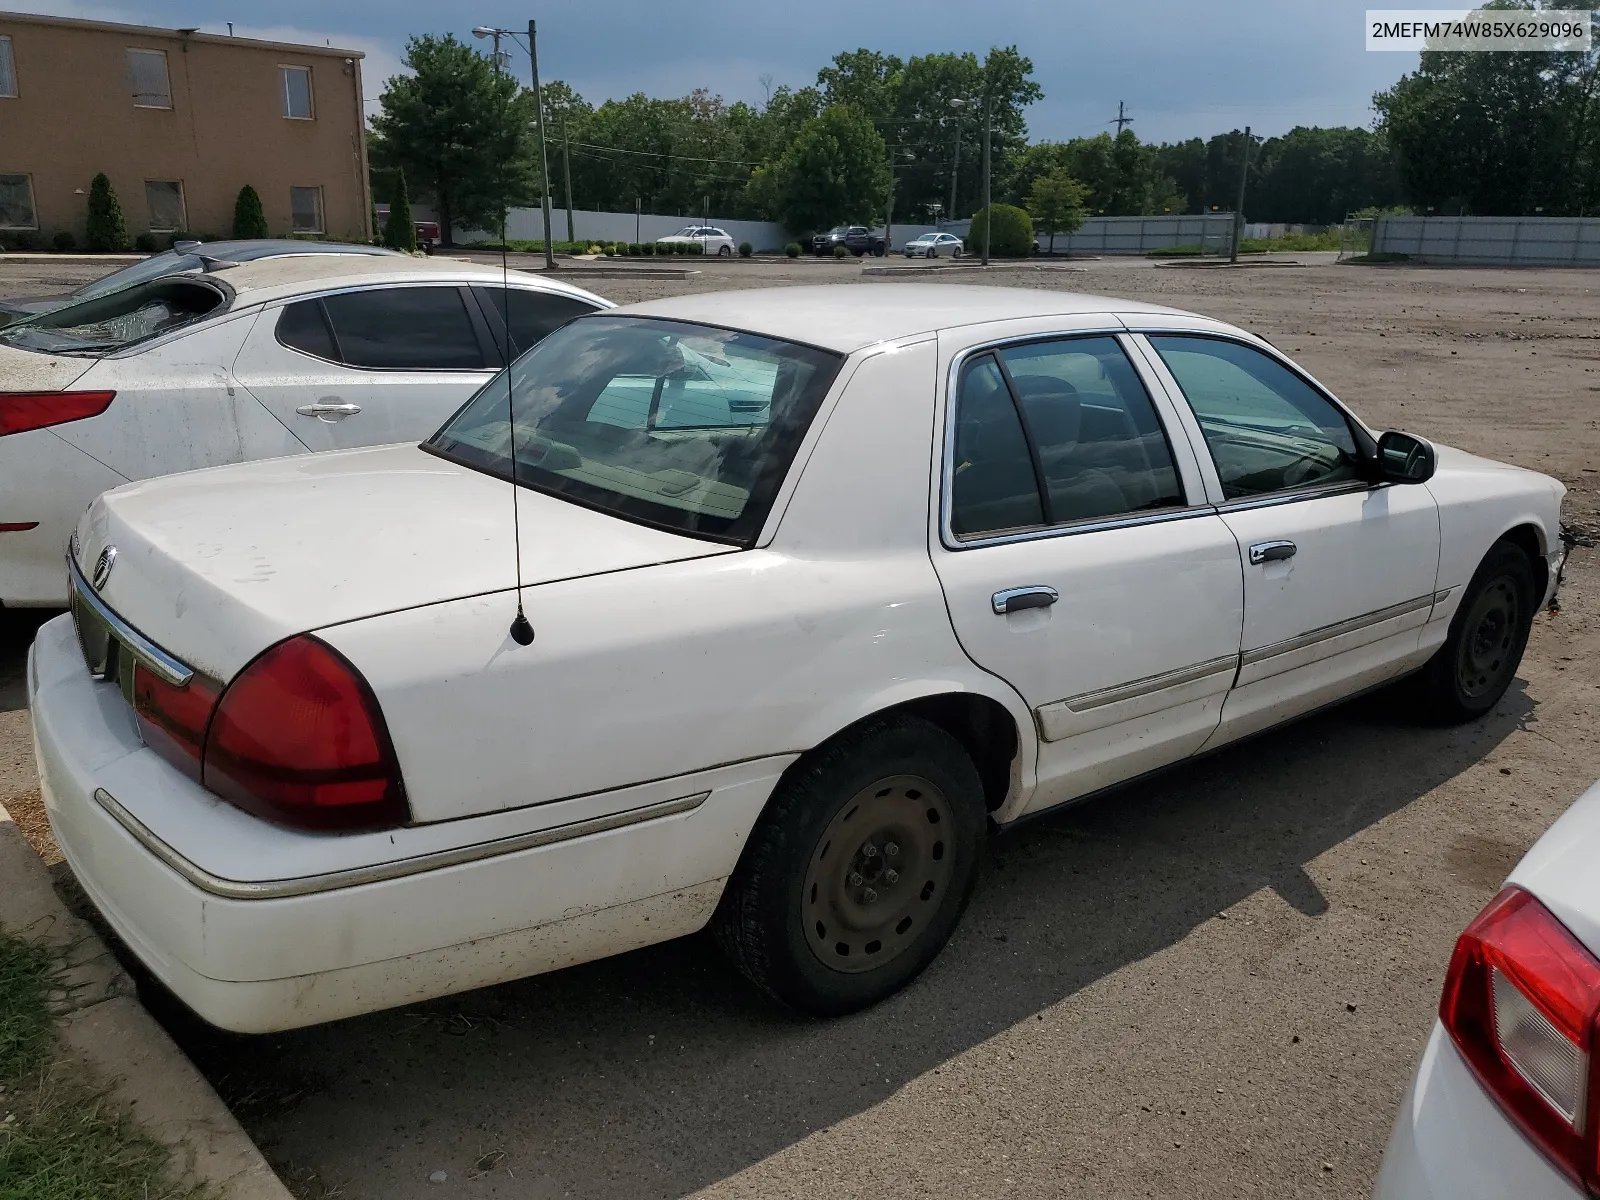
[0,12,370,245]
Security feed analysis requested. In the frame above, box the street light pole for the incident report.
[528,19,556,270]
[981,100,991,267]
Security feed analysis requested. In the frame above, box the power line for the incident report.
[1110,101,1134,132]
[568,141,762,167]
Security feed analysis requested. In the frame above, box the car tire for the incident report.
[1411,539,1537,724]
[952,248,962,259]
[713,715,986,1015]
[719,245,732,257]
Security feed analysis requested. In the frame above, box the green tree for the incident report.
[231,184,268,239]
[817,48,904,126]
[383,169,417,251]
[968,202,1033,256]
[1027,168,1087,252]
[84,173,129,252]
[769,104,889,232]
[369,34,539,245]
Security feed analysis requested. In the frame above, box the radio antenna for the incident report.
[501,208,534,646]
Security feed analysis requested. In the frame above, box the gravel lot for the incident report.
[1,252,1597,1199]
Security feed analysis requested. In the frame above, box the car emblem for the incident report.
[92,546,117,590]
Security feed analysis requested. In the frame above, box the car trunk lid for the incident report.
[0,345,96,392]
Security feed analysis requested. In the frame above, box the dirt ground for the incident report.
[1,252,1597,1200]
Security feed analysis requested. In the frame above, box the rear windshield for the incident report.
[423,315,843,544]
[0,279,227,356]
[71,250,191,301]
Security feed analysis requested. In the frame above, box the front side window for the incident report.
[281,66,313,118]
[316,287,485,369]
[127,48,171,108]
[0,173,36,230]
[425,316,842,543]
[144,180,185,232]
[0,36,17,98]
[1148,335,1361,499]
[290,185,323,233]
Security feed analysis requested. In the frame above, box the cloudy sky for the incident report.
[14,0,1419,143]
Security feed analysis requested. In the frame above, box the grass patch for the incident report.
[0,930,209,1200]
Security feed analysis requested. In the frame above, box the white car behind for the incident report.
[0,256,608,606]
[1376,779,1600,1199]
[30,284,1565,1033]
[655,226,736,256]
[904,232,964,258]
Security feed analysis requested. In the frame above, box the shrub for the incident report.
[832,243,848,258]
[85,173,129,252]
[382,171,417,252]
[602,244,615,257]
[640,241,655,255]
[967,203,1033,257]
[232,184,269,239]
[688,241,703,254]
[739,241,752,257]
[6,230,43,251]
[785,242,801,258]
[133,232,160,252]
[52,230,76,252]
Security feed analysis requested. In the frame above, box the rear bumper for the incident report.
[30,615,784,1032]
[1374,1023,1581,1200]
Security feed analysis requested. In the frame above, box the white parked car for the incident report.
[905,232,965,258]
[656,226,736,256]
[1376,780,1600,1200]
[31,285,1565,1033]
[0,256,609,607]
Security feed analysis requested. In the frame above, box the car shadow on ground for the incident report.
[0,607,56,713]
[129,681,1533,1200]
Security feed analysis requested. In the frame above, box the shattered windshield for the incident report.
[0,280,226,356]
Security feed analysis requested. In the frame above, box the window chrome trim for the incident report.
[1050,653,1240,714]
[92,787,710,901]
[66,551,193,687]
[938,325,1212,552]
[1239,592,1435,667]
[1216,479,1379,513]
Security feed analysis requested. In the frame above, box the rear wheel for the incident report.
[718,245,732,257]
[713,716,986,1015]
[1412,540,1536,723]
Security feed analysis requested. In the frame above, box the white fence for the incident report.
[458,207,791,251]
[1045,214,1236,255]
[1373,215,1600,266]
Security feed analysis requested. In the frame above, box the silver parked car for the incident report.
[903,232,964,259]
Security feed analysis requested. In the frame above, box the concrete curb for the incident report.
[0,800,291,1200]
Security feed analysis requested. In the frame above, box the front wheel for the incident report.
[713,716,986,1015]
[718,245,732,257]
[951,248,962,259]
[1411,540,1537,723]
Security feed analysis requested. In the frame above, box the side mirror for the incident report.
[1376,430,1437,484]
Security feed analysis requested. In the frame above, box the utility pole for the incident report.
[1110,100,1133,132]
[1230,124,1251,264]
[884,145,895,256]
[949,117,960,225]
[528,19,555,269]
[561,113,574,243]
[981,100,992,267]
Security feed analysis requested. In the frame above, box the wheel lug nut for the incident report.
[849,871,863,886]
[862,843,878,858]
[863,888,878,904]
[885,869,899,884]
[885,842,899,857]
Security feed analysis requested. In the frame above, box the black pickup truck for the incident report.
[811,225,886,256]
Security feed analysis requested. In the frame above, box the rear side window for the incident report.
[279,287,487,370]
[472,286,596,361]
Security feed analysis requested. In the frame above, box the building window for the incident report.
[280,65,313,119]
[145,180,186,232]
[290,186,324,234]
[127,48,171,108]
[0,174,37,230]
[0,36,17,98]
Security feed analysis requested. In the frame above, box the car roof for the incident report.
[205,255,612,309]
[614,284,1200,353]
[190,239,399,260]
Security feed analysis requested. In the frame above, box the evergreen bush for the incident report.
[232,185,269,239]
[85,173,129,252]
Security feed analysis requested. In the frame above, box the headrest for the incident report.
[1012,374,1081,448]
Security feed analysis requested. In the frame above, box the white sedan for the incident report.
[30,284,1565,1032]
[656,226,736,256]
[904,232,965,258]
[1376,780,1600,1200]
[0,256,608,607]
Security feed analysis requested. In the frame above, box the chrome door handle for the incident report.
[992,586,1059,615]
[296,400,362,422]
[1249,540,1297,565]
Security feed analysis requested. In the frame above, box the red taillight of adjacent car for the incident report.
[200,635,409,831]
[131,663,220,781]
[0,391,115,437]
[1440,886,1600,1192]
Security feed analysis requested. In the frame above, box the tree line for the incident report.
[369,16,1594,245]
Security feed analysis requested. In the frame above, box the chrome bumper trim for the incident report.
[92,787,711,901]
[1240,593,1435,667]
[66,552,193,687]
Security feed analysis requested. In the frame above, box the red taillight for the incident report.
[132,664,219,781]
[201,635,408,831]
[0,391,115,437]
[1440,886,1600,1192]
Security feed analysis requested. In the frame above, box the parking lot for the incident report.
[2,252,1597,1199]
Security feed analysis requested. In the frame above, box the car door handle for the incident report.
[1248,540,1297,565]
[992,586,1059,615]
[296,401,362,422]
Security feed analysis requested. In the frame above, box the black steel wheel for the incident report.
[1412,539,1536,723]
[713,715,986,1015]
